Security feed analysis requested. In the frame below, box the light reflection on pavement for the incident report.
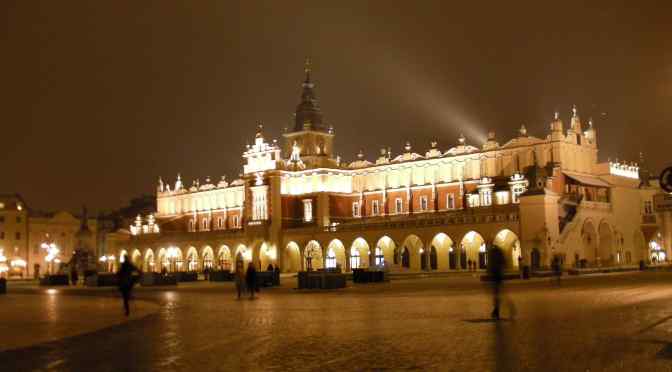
[1,272,672,371]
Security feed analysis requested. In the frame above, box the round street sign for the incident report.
[661,167,672,193]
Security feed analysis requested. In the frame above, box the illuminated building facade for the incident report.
[0,194,98,278]
[116,63,668,274]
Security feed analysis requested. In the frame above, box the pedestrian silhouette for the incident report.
[234,260,246,299]
[246,262,257,299]
[488,246,505,320]
[551,256,562,286]
[117,255,141,316]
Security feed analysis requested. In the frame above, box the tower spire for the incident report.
[304,57,312,83]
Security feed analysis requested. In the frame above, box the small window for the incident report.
[217,217,224,229]
[372,200,380,216]
[15,232,21,240]
[16,216,22,223]
[395,198,403,214]
[0,216,4,223]
[303,199,313,223]
[188,219,195,232]
[232,215,239,228]
[447,194,455,210]
[420,196,428,211]
[202,218,209,231]
[0,231,4,239]
[352,202,361,217]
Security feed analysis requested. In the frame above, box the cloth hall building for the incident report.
[111,64,668,274]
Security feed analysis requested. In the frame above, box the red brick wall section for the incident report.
[329,194,359,218]
[363,193,384,216]
[436,185,462,210]
[387,190,408,214]
[411,188,434,212]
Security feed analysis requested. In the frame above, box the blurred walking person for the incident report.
[551,256,562,286]
[488,246,505,320]
[234,260,246,299]
[117,255,141,316]
[246,262,257,299]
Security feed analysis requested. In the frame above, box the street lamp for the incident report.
[0,249,8,278]
[41,240,60,275]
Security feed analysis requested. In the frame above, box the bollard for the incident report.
[0,278,7,294]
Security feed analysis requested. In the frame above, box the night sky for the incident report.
[2,1,671,213]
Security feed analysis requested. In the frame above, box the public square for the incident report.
[2,271,672,371]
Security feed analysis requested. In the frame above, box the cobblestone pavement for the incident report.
[2,272,672,371]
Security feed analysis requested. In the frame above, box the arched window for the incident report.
[375,247,384,266]
[350,249,360,269]
[326,248,336,269]
[217,217,223,229]
[202,218,209,231]
[188,219,195,232]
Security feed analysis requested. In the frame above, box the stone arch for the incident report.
[157,248,167,272]
[284,242,301,273]
[429,233,454,271]
[259,242,276,271]
[131,249,142,267]
[217,245,232,271]
[581,219,598,266]
[350,237,370,269]
[201,246,214,270]
[400,234,423,271]
[326,239,346,270]
[493,229,521,269]
[598,221,613,266]
[375,236,397,269]
[233,244,251,272]
[304,240,323,270]
[460,231,486,270]
[185,246,199,272]
[119,249,129,263]
[648,231,666,263]
[144,249,155,272]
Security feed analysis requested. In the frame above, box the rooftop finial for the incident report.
[554,111,559,120]
[519,124,527,136]
[304,57,312,82]
[255,121,263,138]
[458,133,466,145]
[572,104,578,118]
[588,117,594,128]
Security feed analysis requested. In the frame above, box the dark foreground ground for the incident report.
[2,271,672,371]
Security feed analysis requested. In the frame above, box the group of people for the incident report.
[234,261,260,299]
[466,259,480,271]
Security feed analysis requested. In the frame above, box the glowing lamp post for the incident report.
[99,255,116,272]
[0,249,8,278]
[166,247,180,272]
[41,241,60,275]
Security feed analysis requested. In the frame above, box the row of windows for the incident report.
[0,216,22,223]
[352,194,458,218]
[0,232,21,240]
[188,216,240,232]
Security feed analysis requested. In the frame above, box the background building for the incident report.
[0,194,98,278]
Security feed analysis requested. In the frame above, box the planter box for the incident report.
[352,269,387,283]
[298,271,346,289]
[209,270,234,282]
[40,274,70,286]
[85,273,120,287]
[257,271,280,287]
[140,272,177,286]
[173,272,198,282]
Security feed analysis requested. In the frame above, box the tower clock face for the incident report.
[661,167,672,193]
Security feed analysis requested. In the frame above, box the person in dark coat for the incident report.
[487,246,505,320]
[70,267,79,286]
[245,262,257,299]
[117,255,141,316]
